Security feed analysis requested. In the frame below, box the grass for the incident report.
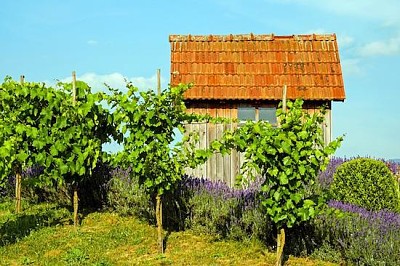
[0,201,338,266]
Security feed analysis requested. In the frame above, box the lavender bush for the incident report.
[0,165,45,199]
[106,172,274,242]
[1,163,111,208]
[317,157,346,189]
[181,176,274,242]
[107,166,155,223]
[312,200,400,265]
[4,157,394,264]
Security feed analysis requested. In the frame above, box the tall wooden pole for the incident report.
[72,71,79,227]
[156,68,164,253]
[282,85,287,112]
[15,170,22,214]
[15,75,25,214]
[72,71,77,105]
[157,69,161,95]
[275,84,288,266]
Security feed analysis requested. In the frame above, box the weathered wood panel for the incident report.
[184,100,332,186]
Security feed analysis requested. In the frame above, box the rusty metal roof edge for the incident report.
[169,33,337,42]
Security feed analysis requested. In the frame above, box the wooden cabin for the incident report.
[169,34,346,186]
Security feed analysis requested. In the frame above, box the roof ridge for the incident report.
[169,33,337,42]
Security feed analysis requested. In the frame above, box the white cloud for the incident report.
[305,28,327,34]
[87,40,98,46]
[337,35,354,48]
[278,0,400,25]
[59,72,165,93]
[306,29,354,48]
[341,59,362,76]
[358,36,400,56]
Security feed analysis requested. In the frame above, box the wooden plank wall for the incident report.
[184,103,239,186]
[303,101,332,144]
[184,101,332,186]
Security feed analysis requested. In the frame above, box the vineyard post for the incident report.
[155,68,164,254]
[72,71,79,227]
[14,75,25,214]
[282,84,287,112]
[157,68,161,95]
[275,84,287,266]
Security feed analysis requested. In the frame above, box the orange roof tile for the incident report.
[169,34,345,101]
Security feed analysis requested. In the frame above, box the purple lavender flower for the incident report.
[110,166,133,183]
[21,165,45,178]
[182,175,261,213]
[317,157,346,188]
[328,200,400,230]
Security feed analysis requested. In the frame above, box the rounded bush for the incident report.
[330,158,400,212]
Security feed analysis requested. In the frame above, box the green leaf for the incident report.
[279,173,288,184]
[267,168,279,177]
[273,191,281,201]
[298,131,308,139]
[16,151,28,162]
[290,193,302,204]
[303,199,315,208]
[78,166,85,176]
[283,156,292,166]
[33,140,46,149]
[211,141,222,151]
[298,165,306,175]
[50,145,58,156]
[60,164,69,175]
[281,140,291,154]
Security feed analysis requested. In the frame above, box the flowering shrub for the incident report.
[107,166,155,223]
[0,165,47,200]
[182,176,273,242]
[2,158,398,265]
[312,200,400,265]
[317,157,346,189]
[0,163,111,208]
[106,172,273,242]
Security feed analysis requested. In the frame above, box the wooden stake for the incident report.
[15,75,25,214]
[15,170,22,214]
[156,71,164,252]
[73,188,79,226]
[275,228,285,266]
[273,85,288,265]
[156,194,164,253]
[282,85,287,113]
[157,69,161,95]
[72,71,79,226]
[72,71,77,105]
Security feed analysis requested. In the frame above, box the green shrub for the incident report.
[330,158,400,212]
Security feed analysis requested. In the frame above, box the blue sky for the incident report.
[1,0,399,159]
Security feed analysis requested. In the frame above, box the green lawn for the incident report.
[0,202,338,266]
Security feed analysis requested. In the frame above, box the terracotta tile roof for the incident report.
[169,34,345,101]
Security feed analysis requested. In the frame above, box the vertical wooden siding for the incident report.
[185,101,331,186]
[185,103,239,186]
